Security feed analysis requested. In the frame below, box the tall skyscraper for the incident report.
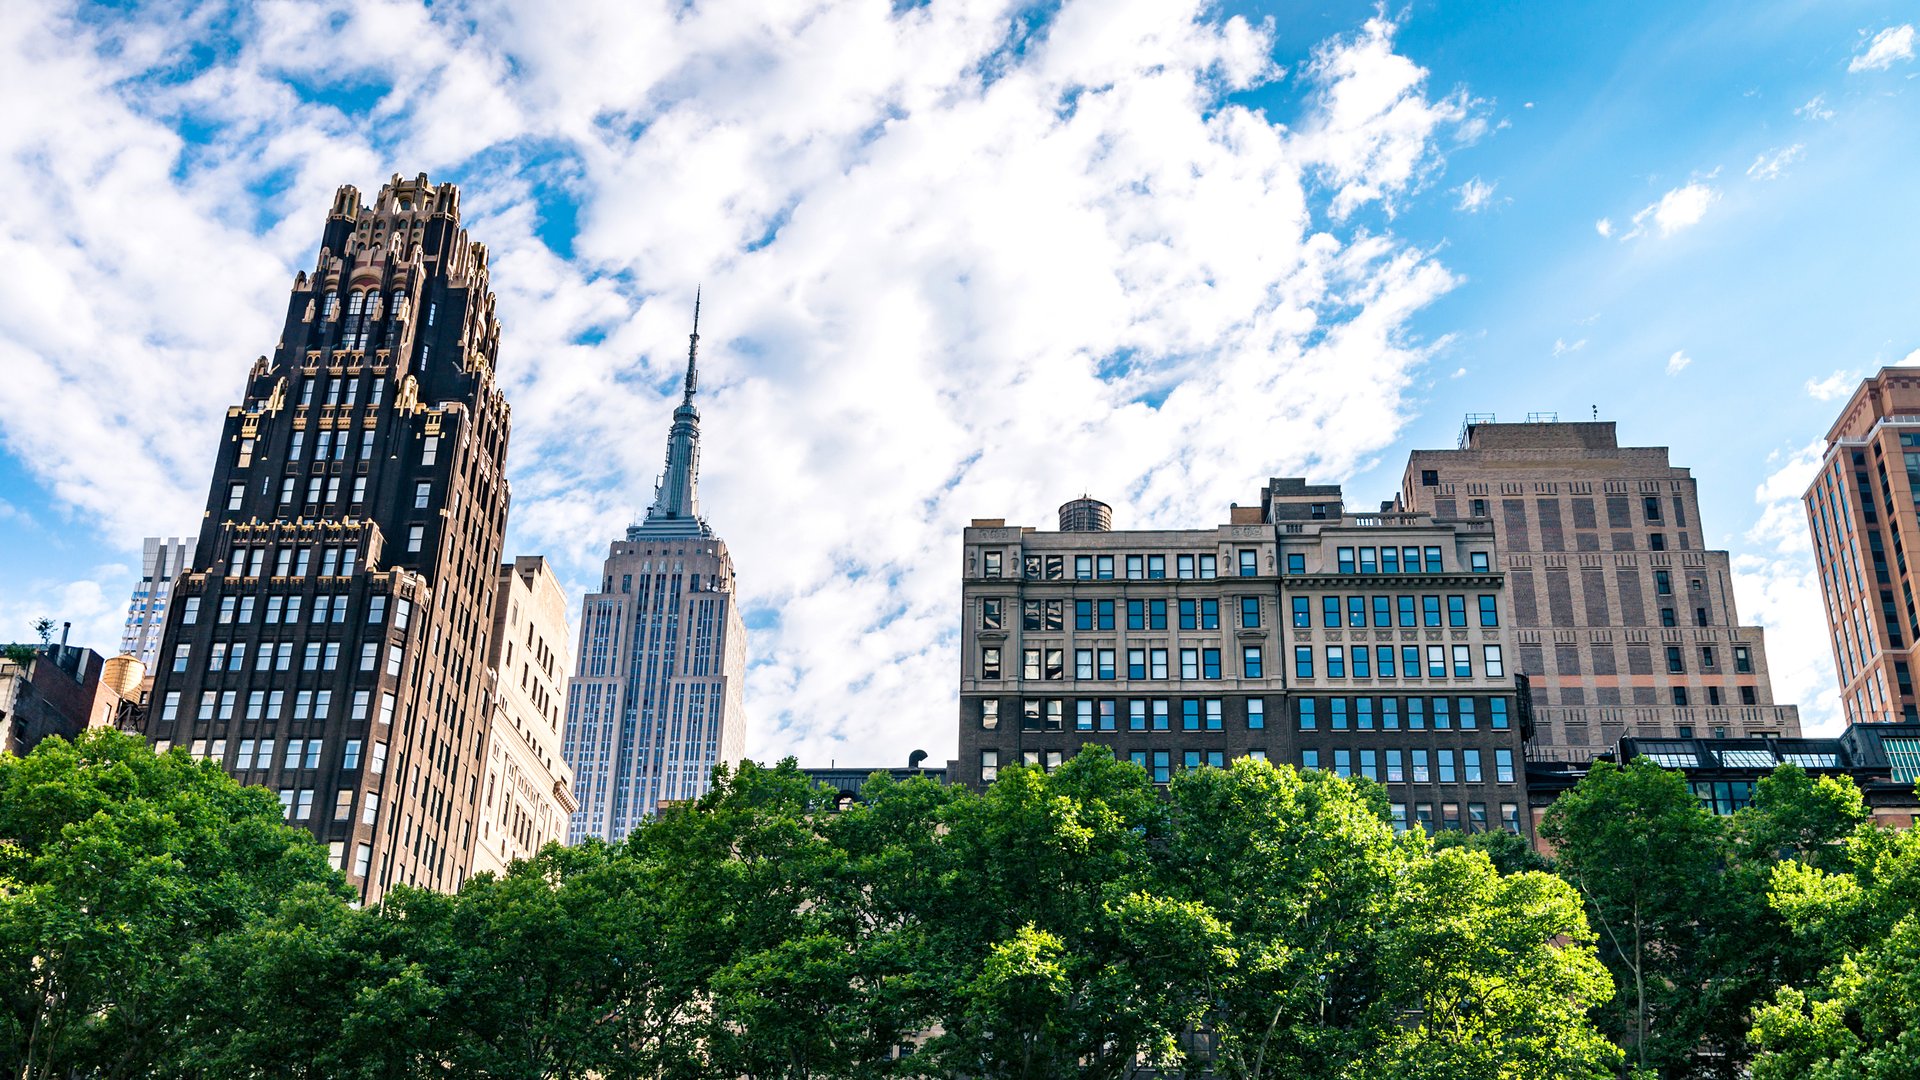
[121,537,192,667]
[562,301,747,842]
[1401,419,1799,757]
[472,556,576,875]
[145,174,515,900]
[1806,367,1920,726]
[958,482,1532,836]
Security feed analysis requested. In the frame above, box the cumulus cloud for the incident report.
[1594,217,1613,237]
[1665,349,1691,375]
[1746,144,1804,180]
[1805,369,1859,401]
[1850,24,1916,72]
[1453,176,1497,212]
[0,1,1485,764]
[1731,441,1841,734]
[1621,181,1718,239]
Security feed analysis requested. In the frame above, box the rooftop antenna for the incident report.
[1592,404,1598,421]
[683,286,701,405]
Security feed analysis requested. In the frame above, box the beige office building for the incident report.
[1401,419,1799,757]
[473,556,577,876]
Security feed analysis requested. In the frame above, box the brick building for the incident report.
[1401,419,1798,759]
[145,174,516,900]
[1805,368,1920,726]
[957,481,1531,836]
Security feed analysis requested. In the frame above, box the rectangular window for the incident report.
[1478,595,1499,627]
[1128,701,1147,730]
[983,551,1002,578]
[1297,698,1317,730]
[1331,697,1349,729]
[1180,599,1198,630]
[981,700,999,729]
[370,742,388,774]
[1334,749,1352,778]
[1301,749,1320,771]
[1337,547,1356,574]
[1151,700,1170,730]
[1076,555,1093,580]
[1199,554,1216,578]
[1097,555,1114,579]
[1381,696,1400,729]
[1356,696,1374,729]
[1422,595,1442,627]
[1447,595,1467,627]
[1412,749,1430,782]
[1656,570,1673,595]
[1176,554,1195,579]
[1382,547,1400,574]
[1398,596,1417,627]
[1076,649,1094,680]
[1464,750,1483,782]
[1205,699,1223,730]
[1202,648,1221,679]
[980,751,999,783]
[1150,649,1168,679]
[1292,596,1311,628]
[343,739,362,770]
[1097,649,1116,680]
[1734,646,1753,674]
[1496,749,1515,783]
[1323,596,1341,628]
[1407,697,1426,729]
[1326,646,1346,678]
[1352,647,1370,678]
[1438,750,1456,783]
[1359,547,1378,574]
[160,692,180,721]
[1147,555,1166,579]
[1295,646,1314,679]
[1470,551,1490,571]
[1127,649,1145,679]
[1424,547,1443,572]
[1377,646,1396,678]
[407,525,424,553]
[1152,751,1171,784]
[1180,648,1200,680]
[1490,698,1509,729]
[1243,646,1263,678]
[1247,699,1265,729]
[1238,549,1257,577]
[1076,699,1094,731]
[1348,596,1367,627]
[1432,697,1451,729]
[1097,600,1115,630]
[1240,596,1261,628]
[1200,598,1219,630]
[1386,749,1405,782]
[1483,646,1504,677]
[1427,646,1446,678]
[1286,552,1306,574]
[1181,699,1201,730]
[1666,646,1685,674]
[1452,645,1471,678]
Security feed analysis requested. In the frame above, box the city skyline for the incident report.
[5,1,1920,766]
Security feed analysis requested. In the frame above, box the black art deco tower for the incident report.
[146,174,512,901]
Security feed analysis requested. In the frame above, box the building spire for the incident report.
[683,286,700,405]
[636,290,708,536]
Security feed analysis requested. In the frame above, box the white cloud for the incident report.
[1805,369,1859,400]
[1665,349,1691,375]
[0,1,1480,765]
[1746,143,1804,180]
[1450,366,1467,378]
[1594,217,1613,237]
[1622,181,1718,239]
[1849,24,1916,72]
[1796,94,1835,121]
[1731,441,1841,735]
[1552,337,1587,357]
[1453,175,1497,212]
[1901,347,1920,367]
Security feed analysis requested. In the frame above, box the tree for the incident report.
[0,730,349,1079]
[1734,764,1869,872]
[1541,758,1734,1076]
[30,619,53,647]
[1430,824,1550,876]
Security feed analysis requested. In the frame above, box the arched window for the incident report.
[343,291,368,350]
[321,290,338,320]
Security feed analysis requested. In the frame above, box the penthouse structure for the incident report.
[145,174,515,900]
[957,482,1531,836]
[1807,368,1920,725]
[1401,419,1798,757]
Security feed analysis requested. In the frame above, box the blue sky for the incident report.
[1,0,1915,760]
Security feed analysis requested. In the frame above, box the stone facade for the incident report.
[1806,367,1920,725]
[144,174,515,901]
[472,556,577,875]
[1401,421,1799,759]
[956,479,1532,837]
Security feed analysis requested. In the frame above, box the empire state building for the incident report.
[561,297,747,840]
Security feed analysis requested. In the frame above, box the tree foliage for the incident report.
[0,737,1654,1078]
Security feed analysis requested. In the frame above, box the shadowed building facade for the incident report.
[145,174,514,900]
[958,483,1533,837]
[562,303,747,842]
[1806,368,1920,726]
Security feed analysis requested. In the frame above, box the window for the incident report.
[1297,698,1317,730]
[1098,555,1115,579]
[1452,645,1471,678]
[1150,649,1168,679]
[1382,548,1401,574]
[1398,595,1417,627]
[1076,649,1094,680]
[1672,687,1690,706]
[1490,698,1509,729]
[1424,547,1443,572]
[1665,646,1684,674]
[1348,596,1367,627]
[1243,646,1263,678]
[983,551,1002,577]
[1427,645,1446,678]
[1700,646,1716,669]
[1248,699,1265,729]
[980,751,999,783]
[1650,532,1667,551]
[1470,551,1490,572]
[227,483,245,511]
[1098,649,1116,679]
[1205,699,1223,730]
[1412,749,1430,782]
[1377,646,1396,678]
[1422,595,1442,627]
[1331,697,1348,729]
[1176,554,1195,579]
[1152,751,1171,784]
[1202,648,1221,679]
[1301,749,1320,771]
[1421,469,1438,486]
[1447,595,1467,628]
[1295,646,1314,679]
[414,482,431,509]
[1180,649,1200,680]
[1326,647,1346,678]
[1147,555,1165,579]
[370,742,388,774]
[1352,647,1371,678]
[1238,549,1257,577]
[1286,552,1305,574]
[1292,597,1311,628]
[1478,595,1499,627]
[1386,750,1405,782]
[1464,750,1483,782]
[1200,598,1219,629]
[1495,749,1515,783]
[981,700,999,729]
[1359,547,1378,574]
[343,740,362,770]
[1483,645,1504,677]
[1323,596,1342,628]
[1734,646,1753,674]
[1656,570,1673,596]
[1644,496,1663,522]
[407,525,424,553]
[1337,547,1356,574]
[1152,700,1170,730]
[1241,596,1261,628]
